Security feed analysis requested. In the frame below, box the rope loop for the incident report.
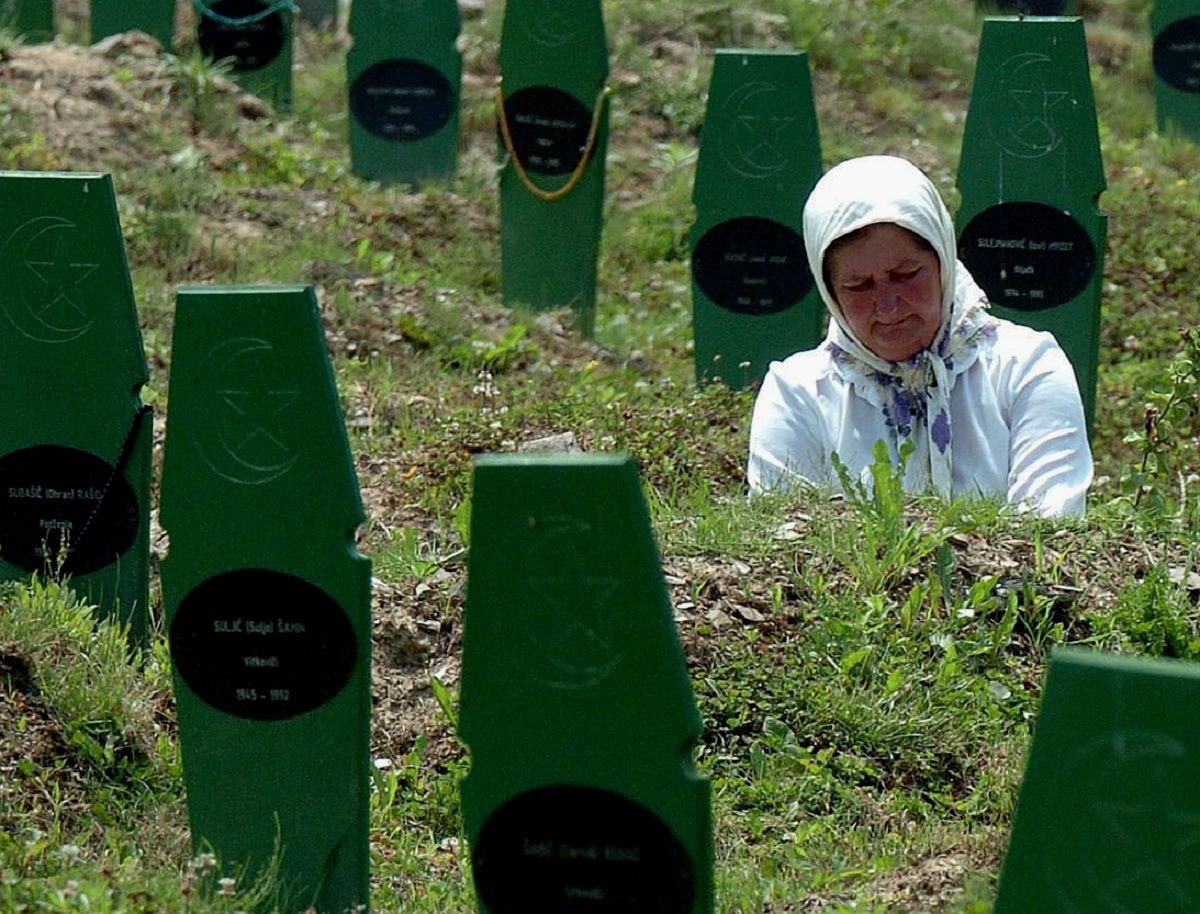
[495,79,611,203]
[70,405,152,566]
[191,0,296,27]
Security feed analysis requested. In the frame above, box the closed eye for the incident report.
[890,267,922,283]
[839,265,924,294]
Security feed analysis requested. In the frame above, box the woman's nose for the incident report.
[875,283,901,315]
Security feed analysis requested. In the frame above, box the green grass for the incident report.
[4,0,1200,910]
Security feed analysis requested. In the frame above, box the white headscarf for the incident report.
[803,155,996,496]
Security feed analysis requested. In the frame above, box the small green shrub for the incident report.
[1091,563,1200,659]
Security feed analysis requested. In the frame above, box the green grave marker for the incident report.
[995,648,1200,912]
[976,0,1078,13]
[1151,0,1200,141]
[347,0,461,186]
[956,15,1106,434]
[1,0,53,40]
[496,0,610,337]
[689,49,824,390]
[91,0,176,47]
[0,172,151,645]
[295,0,336,27]
[193,0,294,110]
[160,285,371,914]
[460,453,713,914]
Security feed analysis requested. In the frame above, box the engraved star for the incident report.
[217,387,299,464]
[23,234,98,325]
[1085,799,1200,910]
[529,2,576,47]
[1007,65,1069,153]
[526,517,625,689]
[733,112,795,174]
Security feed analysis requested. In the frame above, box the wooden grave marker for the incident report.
[0,172,151,645]
[194,0,294,110]
[496,0,610,338]
[91,0,176,47]
[1151,0,1200,142]
[160,285,371,913]
[460,453,713,914]
[690,49,823,390]
[347,0,461,186]
[956,15,1106,434]
[1,0,53,40]
[995,648,1200,912]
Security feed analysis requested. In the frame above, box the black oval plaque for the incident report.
[197,0,286,73]
[1154,17,1200,94]
[170,569,357,721]
[473,785,695,914]
[350,59,455,141]
[500,86,592,176]
[957,202,1096,312]
[0,445,139,576]
[692,216,812,316]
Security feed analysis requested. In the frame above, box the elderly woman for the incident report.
[747,155,1092,517]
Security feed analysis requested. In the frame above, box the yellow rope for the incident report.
[494,80,612,202]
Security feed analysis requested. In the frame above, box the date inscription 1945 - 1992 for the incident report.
[170,568,357,721]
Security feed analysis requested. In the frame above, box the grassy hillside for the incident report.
[3,0,1200,912]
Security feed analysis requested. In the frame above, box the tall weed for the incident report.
[1119,326,1200,525]
[829,439,952,593]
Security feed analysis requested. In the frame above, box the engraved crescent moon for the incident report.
[995,51,1066,159]
[0,215,97,344]
[721,82,792,180]
[525,0,578,47]
[194,337,300,486]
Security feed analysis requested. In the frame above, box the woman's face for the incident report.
[826,223,943,362]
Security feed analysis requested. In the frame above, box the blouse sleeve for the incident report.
[1003,333,1094,518]
[747,359,832,494]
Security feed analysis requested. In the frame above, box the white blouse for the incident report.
[747,319,1093,518]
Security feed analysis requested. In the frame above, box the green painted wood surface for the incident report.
[496,0,609,337]
[347,0,461,186]
[1151,0,1200,141]
[160,285,371,914]
[460,454,713,914]
[956,16,1105,435]
[689,49,824,390]
[1,0,53,40]
[0,172,151,645]
[995,647,1200,913]
[90,0,175,47]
